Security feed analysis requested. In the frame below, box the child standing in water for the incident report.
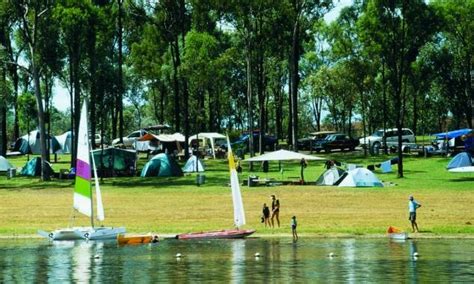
[262,203,270,227]
[291,216,298,241]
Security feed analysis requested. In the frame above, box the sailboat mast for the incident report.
[86,102,95,228]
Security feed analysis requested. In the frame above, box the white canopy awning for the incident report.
[189,132,226,159]
[188,132,226,141]
[244,149,325,162]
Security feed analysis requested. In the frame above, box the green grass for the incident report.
[1,151,473,237]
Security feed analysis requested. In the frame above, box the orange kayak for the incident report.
[117,234,159,245]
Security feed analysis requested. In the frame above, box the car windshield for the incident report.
[325,135,336,141]
[372,130,384,137]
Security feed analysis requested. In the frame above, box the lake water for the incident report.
[0,238,473,282]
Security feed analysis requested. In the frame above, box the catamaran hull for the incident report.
[47,229,85,240]
[41,227,126,241]
[176,229,256,240]
[86,227,127,240]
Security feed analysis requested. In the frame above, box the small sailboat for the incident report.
[176,136,255,240]
[39,102,126,240]
[387,226,408,240]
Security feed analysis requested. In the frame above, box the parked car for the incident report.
[112,129,148,147]
[94,133,110,147]
[359,128,415,149]
[224,132,278,154]
[297,131,337,150]
[314,134,359,153]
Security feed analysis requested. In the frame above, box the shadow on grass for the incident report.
[448,177,474,182]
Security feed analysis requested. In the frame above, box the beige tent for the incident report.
[244,149,324,162]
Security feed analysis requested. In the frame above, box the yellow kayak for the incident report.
[117,234,159,245]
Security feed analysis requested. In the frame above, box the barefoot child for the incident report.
[291,216,298,241]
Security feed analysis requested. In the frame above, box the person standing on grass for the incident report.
[271,195,280,228]
[409,195,422,233]
[291,216,298,241]
[262,203,270,227]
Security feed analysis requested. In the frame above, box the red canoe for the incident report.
[176,229,256,240]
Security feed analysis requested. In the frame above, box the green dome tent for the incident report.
[20,157,54,177]
[91,148,137,177]
[141,153,183,177]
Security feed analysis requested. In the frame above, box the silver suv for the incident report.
[359,128,415,148]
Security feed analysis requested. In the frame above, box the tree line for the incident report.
[0,0,472,179]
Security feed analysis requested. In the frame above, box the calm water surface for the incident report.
[0,238,473,282]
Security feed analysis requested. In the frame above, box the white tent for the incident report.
[14,130,60,154]
[316,167,345,185]
[338,168,384,187]
[0,156,14,171]
[189,132,226,159]
[55,131,72,154]
[183,155,205,172]
[244,149,324,162]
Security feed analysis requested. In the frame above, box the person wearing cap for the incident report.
[408,195,421,233]
[271,195,280,228]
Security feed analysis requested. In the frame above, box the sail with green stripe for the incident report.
[73,102,104,222]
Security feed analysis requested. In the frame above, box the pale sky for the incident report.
[52,0,352,112]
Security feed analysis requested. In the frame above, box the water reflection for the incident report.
[0,238,473,282]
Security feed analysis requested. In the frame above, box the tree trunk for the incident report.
[32,58,50,181]
[246,51,254,158]
[170,40,181,132]
[290,20,300,151]
[0,70,6,156]
[117,0,124,143]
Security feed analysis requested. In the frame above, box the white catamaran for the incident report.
[39,102,125,240]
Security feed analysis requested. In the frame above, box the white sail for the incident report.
[227,136,246,227]
[73,103,92,217]
[91,150,104,221]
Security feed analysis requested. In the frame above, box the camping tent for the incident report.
[136,132,185,153]
[20,157,54,177]
[55,131,72,154]
[316,167,345,185]
[189,132,226,158]
[141,153,183,177]
[337,168,383,187]
[244,149,325,162]
[91,148,137,177]
[447,152,472,169]
[434,128,472,140]
[13,130,61,154]
[182,155,205,172]
[0,156,14,171]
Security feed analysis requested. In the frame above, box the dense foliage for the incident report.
[0,0,472,179]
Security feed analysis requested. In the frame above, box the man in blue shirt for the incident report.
[408,195,422,233]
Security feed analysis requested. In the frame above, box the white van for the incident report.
[359,128,415,148]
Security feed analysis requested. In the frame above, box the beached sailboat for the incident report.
[39,102,125,240]
[176,136,255,240]
[387,226,408,240]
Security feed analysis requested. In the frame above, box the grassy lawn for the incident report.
[1,150,473,237]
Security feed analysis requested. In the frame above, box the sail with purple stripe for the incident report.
[73,103,92,217]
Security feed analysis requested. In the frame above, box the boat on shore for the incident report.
[39,102,126,241]
[117,234,159,245]
[176,229,255,240]
[176,136,255,240]
[387,226,408,240]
